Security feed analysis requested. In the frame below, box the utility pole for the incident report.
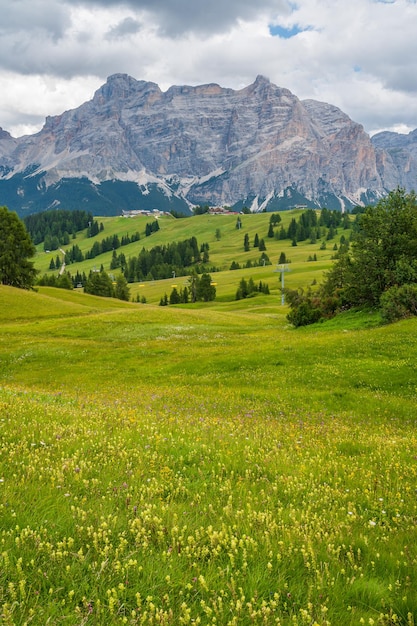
[274,263,290,305]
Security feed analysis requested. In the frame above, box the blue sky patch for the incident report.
[269,23,309,38]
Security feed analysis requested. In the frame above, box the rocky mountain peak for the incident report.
[93,74,162,104]
[0,127,17,160]
[0,127,13,140]
[0,74,415,216]
[371,127,417,192]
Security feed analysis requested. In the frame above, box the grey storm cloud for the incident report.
[70,0,291,36]
[0,0,70,39]
[105,16,143,40]
[1,0,417,137]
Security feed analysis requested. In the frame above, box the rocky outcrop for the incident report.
[0,127,17,169]
[0,74,413,216]
[371,129,417,193]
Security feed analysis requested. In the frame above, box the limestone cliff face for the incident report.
[0,127,17,167]
[371,129,417,193]
[0,74,410,215]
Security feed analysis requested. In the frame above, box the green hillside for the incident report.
[1,208,416,625]
[34,210,340,304]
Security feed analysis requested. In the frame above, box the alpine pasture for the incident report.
[1,210,416,625]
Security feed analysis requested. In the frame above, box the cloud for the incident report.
[0,0,70,39]
[0,72,103,137]
[0,0,416,137]
[72,0,292,36]
[105,16,142,39]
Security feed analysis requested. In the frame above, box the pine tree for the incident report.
[0,206,38,289]
[114,274,130,301]
[196,273,216,301]
[84,270,114,298]
[169,287,181,304]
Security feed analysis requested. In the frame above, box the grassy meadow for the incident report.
[34,211,334,303]
[1,212,417,625]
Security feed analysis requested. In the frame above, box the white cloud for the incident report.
[0,0,416,137]
[0,72,102,137]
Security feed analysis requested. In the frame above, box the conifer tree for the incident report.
[0,206,38,289]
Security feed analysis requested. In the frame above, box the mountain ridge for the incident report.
[0,74,416,217]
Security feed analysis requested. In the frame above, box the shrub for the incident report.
[380,284,417,323]
[287,299,323,327]
[285,287,340,327]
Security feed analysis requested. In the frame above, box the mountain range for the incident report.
[0,74,416,217]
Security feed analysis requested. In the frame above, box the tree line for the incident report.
[160,272,216,305]
[235,278,270,300]
[23,209,103,250]
[59,231,141,268]
[43,235,212,289]
[286,189,417,326]
[55,219,159,267]
[227,208,348,270]
[264,208,349,246]
[37,267,131,302]
[120,237,211,283]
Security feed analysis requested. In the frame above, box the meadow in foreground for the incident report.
[0,286,416,625]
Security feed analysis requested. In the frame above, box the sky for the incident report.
[1,0,417,138]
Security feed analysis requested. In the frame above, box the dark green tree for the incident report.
[84,270,114,298]
[269,213,282,226]
[244,233,250,251]
[259,252,270,266]
[187,270,200,303]
[193,205,210,215]
[0,206,38,289]
[236,278,248,300]
[247,277,256,294]
[196,273,216,302]
[169,287,181,304]
[56,273,74,290]
[278,225,287,240]
[322,188,417,308]
[114,274,130,301]
[287,218,297,240]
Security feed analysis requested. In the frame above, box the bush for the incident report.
[380,284,417,323]
[287,299,323,327]
[285,287,340,327]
